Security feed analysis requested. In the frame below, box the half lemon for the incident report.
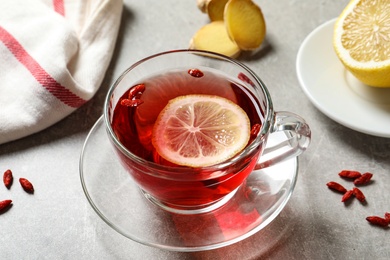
[333,0,390,87]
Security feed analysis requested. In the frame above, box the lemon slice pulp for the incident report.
[152,95,250,167]
[333,0,390,87]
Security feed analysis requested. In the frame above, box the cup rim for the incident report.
[103,49,274,177]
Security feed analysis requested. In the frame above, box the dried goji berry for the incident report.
[326,181,348,193]
[385,212,390,223]
[352,187,365,202]
[3,169,13,189]
[341,190,354,202]
[366,216,389,227]
[353,172,373,185]
[338,170,361,179]
[19,178,34,193]
[188,68,204,78]
[0,199,12,212]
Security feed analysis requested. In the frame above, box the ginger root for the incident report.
[207,0,229,21]
[192,0,266,57]
[197,0,209,13]
[224,0,266,50]
[189,21,241,58]
[197,0,228,21]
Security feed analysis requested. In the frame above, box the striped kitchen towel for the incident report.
[0,0,123,144]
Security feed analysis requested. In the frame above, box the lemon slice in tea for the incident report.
[152,94,251,167]
[333,0,390,87]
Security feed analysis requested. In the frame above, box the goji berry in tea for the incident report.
[341,190,354,202]
[338,170,361,179]
[0,199,12,212]
[238,72,255,87]
[120,99,144,107]
[19,178,34,193]
[3,169,13,189]
[128,84,145,99]
[249,123,261,143]
[352,187,365,202]
[366,216,389,227]
[188,68,204,78]
[354,172,373,185]
[326,181,348,193]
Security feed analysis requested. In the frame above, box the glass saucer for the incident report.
[80,116,298,252]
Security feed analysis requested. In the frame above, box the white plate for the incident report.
[296,18,390,138]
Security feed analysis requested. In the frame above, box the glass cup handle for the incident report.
[255,111,311,170]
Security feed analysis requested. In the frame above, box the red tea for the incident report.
[110,68,264,209]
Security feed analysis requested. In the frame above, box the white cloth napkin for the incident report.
[0,0,123,144]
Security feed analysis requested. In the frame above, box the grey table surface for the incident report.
[1,1,389,259]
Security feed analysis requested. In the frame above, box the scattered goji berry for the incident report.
[352,187,365,202]
[19,178,34,193]
[353,172,373,185]
[341,189,354,202]
[338,170,361,179]
[366,216,389,227]
[385,212,390,223]
[188,68,204,78]
[326,181,348,193]
[0,199,12,212]
[3,169,13,189]
[329,170,386,228]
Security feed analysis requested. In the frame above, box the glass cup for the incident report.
[104,50,311,214]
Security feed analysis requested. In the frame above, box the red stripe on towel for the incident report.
[53,0,65,16]
[0,26,86,108]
